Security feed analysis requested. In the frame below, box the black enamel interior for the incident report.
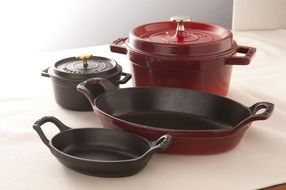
[51,128,151,161]
[95,87,251,130]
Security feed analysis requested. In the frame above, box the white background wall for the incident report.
[0,0,233,52]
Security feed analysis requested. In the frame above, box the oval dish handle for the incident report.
[234,102,274,131]
[249,102,274,120]
[33,116,70,148]
[77,78,118,106]
[139,135,172,160]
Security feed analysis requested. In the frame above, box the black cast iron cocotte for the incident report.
[41,55,131,111]
[33,116,172,177]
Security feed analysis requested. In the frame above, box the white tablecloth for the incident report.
[1,30,286,190]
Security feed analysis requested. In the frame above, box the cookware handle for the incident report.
[110,37,128,55]
[225,45,256,65]
[41,67,50,78]
[77,78,118,105]
[249,102,274,120]
[139,135,172,160]
[235,102,274,130]
[33,116,70,148]
[117,72,132,84]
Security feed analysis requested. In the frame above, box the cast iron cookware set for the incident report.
[35,17,274,177]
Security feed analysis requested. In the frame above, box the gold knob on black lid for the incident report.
[76,53,92,68]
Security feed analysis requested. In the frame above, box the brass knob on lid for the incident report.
[76,53,92,68]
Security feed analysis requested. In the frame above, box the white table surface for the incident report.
[1,30,286,190]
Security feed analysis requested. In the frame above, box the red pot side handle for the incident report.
[110,37,128,55]
[225,45,256,65]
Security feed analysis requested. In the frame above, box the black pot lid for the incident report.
[51,55,121,80]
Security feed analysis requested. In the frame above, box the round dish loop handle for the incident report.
[33,116,70,148]
[77,78,118,106]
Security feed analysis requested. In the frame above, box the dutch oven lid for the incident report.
[128,16,236,57]
[50,54,121,80]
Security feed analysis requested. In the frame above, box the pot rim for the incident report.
[47,67,122,82]
[49,56,123,81]
[126,40,238,60]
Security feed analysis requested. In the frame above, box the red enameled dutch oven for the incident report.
[110,16,256,96]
